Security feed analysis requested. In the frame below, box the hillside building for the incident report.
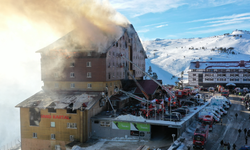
[188,60,250,87]
[16,24,147,150]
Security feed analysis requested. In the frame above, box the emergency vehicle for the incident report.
[193,125,209,149]
[221,90,229,97]
[202,115,214,131]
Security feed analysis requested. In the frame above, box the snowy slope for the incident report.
[143,30,250,85]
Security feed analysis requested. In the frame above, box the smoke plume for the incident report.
[1,0,129,52]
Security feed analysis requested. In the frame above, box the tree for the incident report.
[152,72,158,80]
[148,66,152,75]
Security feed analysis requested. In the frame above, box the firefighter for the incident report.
[220,140,224,146]
[227,143,230,150]
[244,128,247,135]
[238,128,242,137]
[246,136,248,145]
[235,113,238,120]
[233,143,236,150]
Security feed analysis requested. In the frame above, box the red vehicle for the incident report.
[202,115,214,131]
[193,125,209,149]
[175,90,185,98]
[221,90,229,97]
[183,89,191,96]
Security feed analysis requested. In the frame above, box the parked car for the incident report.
[191,89,200,95]
[172,108,188,115]
[181,100,196,107]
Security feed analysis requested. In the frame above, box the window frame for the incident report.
[70,83,75,88]
[51,134,55,140]
[87,83,92,89]
[87,72,92,78]
[86,61,91,67]
[33,133,37,138]
[51,122,55,128]
[70,72,75,78]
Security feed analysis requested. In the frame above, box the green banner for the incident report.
[133,123,150,132]
[112,122,130,130]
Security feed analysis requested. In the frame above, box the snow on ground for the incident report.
[143,30,250,85]
[115,114,146,121]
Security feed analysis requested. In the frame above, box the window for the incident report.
[193,78,196,81]
[70,83,75,88]
[235,74,239,77]
[193,74,196,76]
[230,74,234,77]
[244,79,247,81]
[48,108,56,113]
[70,72,75,78]
[235,79,239,81]
[193,69,197,72]
[87,52,91,56]
[87,83,92,88]
[87,72,91,78]
[67,109,77,114]
[33,133,37,138]
[70,62,75,67]
[67,123,77,129]
[54,83,59,88]
[51,122,55,127]
[230,79,235,81]
[110,83,112,87]
[51,134,55,139]
[86,61,91,67]
[70,135,74,141]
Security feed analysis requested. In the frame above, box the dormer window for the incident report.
[70,72,75,78]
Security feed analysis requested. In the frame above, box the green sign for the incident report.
[135,123,150,132]
[112,122,130,130]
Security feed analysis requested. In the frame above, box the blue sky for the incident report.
[110,0,250,40]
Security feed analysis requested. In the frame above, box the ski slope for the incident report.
[143,30,250,85]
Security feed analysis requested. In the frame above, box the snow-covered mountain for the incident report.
[143,29,250,85]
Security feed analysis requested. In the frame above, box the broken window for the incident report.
[67,109,77,114]
[30,108,41,126]
[48,108,56,113]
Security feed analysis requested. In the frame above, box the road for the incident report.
[205,94,250,150]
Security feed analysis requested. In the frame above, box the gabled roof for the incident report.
[134,80,161,95]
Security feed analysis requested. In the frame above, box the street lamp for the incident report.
[172,134,176,143]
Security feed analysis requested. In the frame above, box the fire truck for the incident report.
[193,125,209,149]
[202,115,214,131]
[221,89,229,97]
[175,90,186,98]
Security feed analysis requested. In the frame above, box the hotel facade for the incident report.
[188,60,250,87]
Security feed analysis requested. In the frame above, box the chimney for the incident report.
[239,60,245,67]
[195,61,200,68]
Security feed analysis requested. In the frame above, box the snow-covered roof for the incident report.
[15,90,101,110]
[189,60,250,70]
